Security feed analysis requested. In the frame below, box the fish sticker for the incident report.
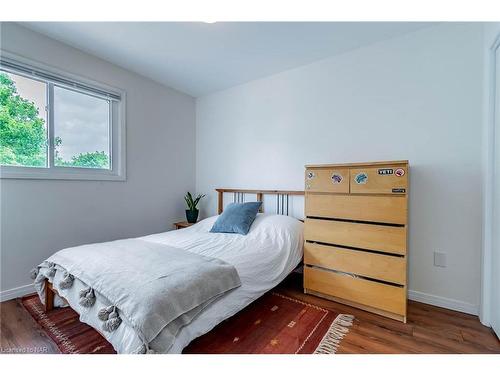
[355,172,368,184]
[331,173,343,184]
[395,168,405,177]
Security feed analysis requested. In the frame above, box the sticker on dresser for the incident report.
[354,172,368,184]
[331,173,343,184]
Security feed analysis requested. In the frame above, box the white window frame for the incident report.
[0,51,126,181]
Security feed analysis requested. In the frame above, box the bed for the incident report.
[32,189,304,354]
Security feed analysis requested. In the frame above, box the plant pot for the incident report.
[185,209,199,223]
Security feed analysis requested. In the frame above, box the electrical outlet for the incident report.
[434,252,447,268]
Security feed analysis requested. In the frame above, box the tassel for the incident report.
[79,287,90,298]
[47,264,56,277]
[44,262,55,275]
[103,317,122,332]
[133,343,155,354]
[35,272,46,283]
[59,271,74,289]
[134,344,147,354]
[101,306,122,332]
[30,268,39,280]
[98,305,115,321]
[313,314,355,354]
[78,287,96,307]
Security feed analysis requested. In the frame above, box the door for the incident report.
[492,38,500,336]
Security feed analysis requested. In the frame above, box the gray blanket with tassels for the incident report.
[33,238,241,352]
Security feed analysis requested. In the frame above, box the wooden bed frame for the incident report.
[215,188,304,215]
[44,280,57,312]
[43,188,305,312]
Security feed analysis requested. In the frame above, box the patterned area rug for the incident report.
[22,294,115,354]
[22,292,353,354]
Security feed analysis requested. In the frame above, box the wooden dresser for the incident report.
[303,161,409,322]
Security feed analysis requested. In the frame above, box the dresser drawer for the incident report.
[305,193,407,225]
[350,166,408,195]
[304,266,406,316]
[304,242,406,285]
[304,218,407,255]
[305,168,349,193]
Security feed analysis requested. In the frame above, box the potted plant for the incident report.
[184,192,205,223]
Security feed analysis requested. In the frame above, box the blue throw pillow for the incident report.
[210,202,262,235]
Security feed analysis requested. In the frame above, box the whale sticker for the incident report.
[331,173,343,184]
[355,172,368,185]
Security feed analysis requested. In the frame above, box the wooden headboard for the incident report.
[215,188,304,216]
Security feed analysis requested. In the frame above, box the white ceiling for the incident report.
[24,22,436,97]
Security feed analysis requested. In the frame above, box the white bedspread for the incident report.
[146,214,304,353]
[39,214,303,353]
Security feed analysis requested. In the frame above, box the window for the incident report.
[0,72,48,168]
[0,53,125,180]
[53,86,111,169]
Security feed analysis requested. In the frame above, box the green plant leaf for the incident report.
[184,192,205,210]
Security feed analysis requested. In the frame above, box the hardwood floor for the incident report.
[1,273,499,354]
[0,296,59,354]
[276,274,500,354]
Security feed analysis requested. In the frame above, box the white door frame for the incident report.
[481,32,500,326]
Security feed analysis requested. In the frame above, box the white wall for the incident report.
[480,22,500,327]
[197,23,484,313]
[0,23,196,298]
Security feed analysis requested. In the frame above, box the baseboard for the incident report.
[0,284,35,302]
[0,284,479,316]
[408,290,479,316]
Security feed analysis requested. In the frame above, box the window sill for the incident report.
[0,166,126,181]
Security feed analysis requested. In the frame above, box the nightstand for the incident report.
[173,221,196,230]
